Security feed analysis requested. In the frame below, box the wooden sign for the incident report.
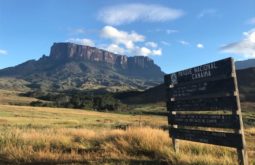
[170,128,243,149]
[167,77,236,100]
[164,58,248,165]
[164,57,233,86]
[166,96,238,111]
[169,114,240,129]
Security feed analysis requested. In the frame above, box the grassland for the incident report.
[0,104,254,164]
[0,89,38,105]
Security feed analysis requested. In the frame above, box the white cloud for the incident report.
[66,26,162,56]
[105,44,125,54]
[152,49,162,55]
[67,38,95,47]
[0,49,7,55]
[101,25,144,49]
[197,9,217,18]
[98,3,184,25]
[197,43,204,48]
[247,17,255,24]
[220,29,255,58]
[145,42,158,48]
[134,46,162,56]
[101,26,162,56]
[135,47,151,56]
[179,40,190,46]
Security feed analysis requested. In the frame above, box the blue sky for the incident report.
[0,0,255,73]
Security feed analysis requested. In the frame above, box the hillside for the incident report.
[236,59,255,70]
[237,67,255,101]
[0,42,164,92]
[117,67,255,103]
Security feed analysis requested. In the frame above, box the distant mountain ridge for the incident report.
[0,42,164,92]
[236,59,255,70]
[118,67,255,104]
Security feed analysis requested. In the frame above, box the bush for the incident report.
[27,90,126,111]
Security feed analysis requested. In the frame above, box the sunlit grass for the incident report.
[0,105,254,164]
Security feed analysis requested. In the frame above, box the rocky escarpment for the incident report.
[49,42,158,70]
[0,42,164,92]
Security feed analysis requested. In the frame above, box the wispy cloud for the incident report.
[178,40,190,46]
[68,28,98,35]
[197,43,204,48]
[148,28,179,35]
[98,3,184,25]
[247,17,255,24]
[101,26,162,56]
[67,38,95,47]
[220,28,255,58]
[161,41,171,46]
[0,49,7,55]
[71,28,86,34]
[166,29,179,34]
[197,9,218,18]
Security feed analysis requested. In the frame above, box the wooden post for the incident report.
[165,80,179,153]
[171,111,179,152]
[231,58,249,165]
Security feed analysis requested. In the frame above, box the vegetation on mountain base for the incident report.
[24,90,127,112]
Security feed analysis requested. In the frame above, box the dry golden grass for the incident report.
[0,127,247,165]
[0,89,38,105]
[0,105,254,164]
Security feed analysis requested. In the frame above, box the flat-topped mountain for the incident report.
[50,43,155,69]
[0,42,164,92]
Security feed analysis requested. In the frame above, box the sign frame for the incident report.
[164,58,248,165]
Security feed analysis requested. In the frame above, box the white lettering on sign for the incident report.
[176,62,218,80]
[177,69,192,77]
[192,70,211,80]
[193,63,217,73]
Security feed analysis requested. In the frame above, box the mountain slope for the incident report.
[237,67,255,101]
[236,59,255,70]
[0,43,164,92]
[117,67,255,103]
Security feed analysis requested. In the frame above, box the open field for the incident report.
[0,104,254,164]
[0,89,38,105]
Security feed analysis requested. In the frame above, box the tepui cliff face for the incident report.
[0,42,164,91]
[49,42,158,70]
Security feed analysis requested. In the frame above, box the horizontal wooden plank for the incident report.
[170,128,243,149]
[166,77,235,100]
[164,58,233,86]
[168,114,240,129]
[167,96,238,111]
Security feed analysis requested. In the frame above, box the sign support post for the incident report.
[232,59,248,165]
[172,112,179,152]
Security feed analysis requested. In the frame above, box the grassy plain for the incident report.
[0,104,254,164]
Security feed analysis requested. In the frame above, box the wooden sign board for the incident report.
[168,114,240,129]
[170,128,243,149]
[166,96,238,111]
[164,58,248,165]
[166,77,235,99]
[164,57,233,86]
